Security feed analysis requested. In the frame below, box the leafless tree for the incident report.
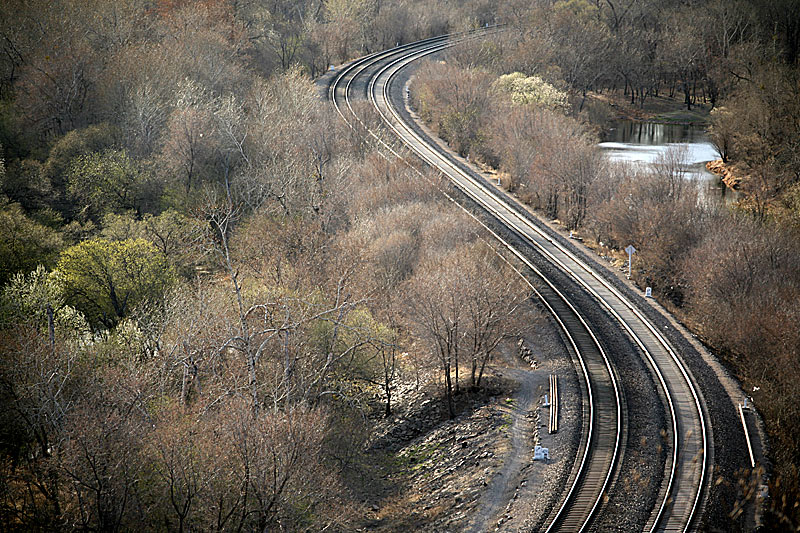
[408,243,526,416]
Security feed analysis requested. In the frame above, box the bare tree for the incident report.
[409,255,463,418]
[461,246,526,389]
[409,243,526,416]
[411,60,493,158]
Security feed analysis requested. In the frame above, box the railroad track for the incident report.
[327,31,709,532]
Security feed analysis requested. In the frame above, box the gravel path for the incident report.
[467,366,537,532]
[465,318,584,533]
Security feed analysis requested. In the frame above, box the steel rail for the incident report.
[330,34,623,532]
[328,26,499,129]
[377,42,708,532]
[364,36,707,532]
[329,36,447,125]
[365,41,621,532]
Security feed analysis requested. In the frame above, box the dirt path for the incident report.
[468,367,537,532]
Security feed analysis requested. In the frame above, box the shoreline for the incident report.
[585,92,742,195]
[705,159,742,190]
[585,91,711,127]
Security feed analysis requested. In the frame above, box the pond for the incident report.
[599,121,736,202]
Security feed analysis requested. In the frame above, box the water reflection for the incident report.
[602,121,710,145]
[598,120,737,203]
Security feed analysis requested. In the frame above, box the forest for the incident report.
[0,0,798,530]
[410,1,800,529]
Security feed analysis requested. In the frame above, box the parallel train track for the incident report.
[326,30,709,532]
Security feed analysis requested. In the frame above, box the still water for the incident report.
[599,121,734,201]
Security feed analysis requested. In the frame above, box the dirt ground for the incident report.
[348,305,578,532]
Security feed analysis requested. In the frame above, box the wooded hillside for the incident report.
[1,0,799,530]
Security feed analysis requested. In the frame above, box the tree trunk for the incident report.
[471,358,478,389]
[454,349,459,394]
[47,304,55,351]
[683,81,692,110]
[384,375,392,417]
[444,361,455,418]
[477,351,491,389]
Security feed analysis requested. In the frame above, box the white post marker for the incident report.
[645,287,652,298]
[625,244,636,277]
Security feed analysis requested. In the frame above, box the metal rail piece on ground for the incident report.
[550,374,559,434]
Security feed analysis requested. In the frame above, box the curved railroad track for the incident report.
[326,31,710,532]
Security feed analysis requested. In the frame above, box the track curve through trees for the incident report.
[325,31,709,532]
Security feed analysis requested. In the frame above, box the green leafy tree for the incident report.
[0,158,53,212]
[67,149,155,221]
[56,238,174,328]
[100,210,203,277]
[0,200,64,286]
[40,123,117,218]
